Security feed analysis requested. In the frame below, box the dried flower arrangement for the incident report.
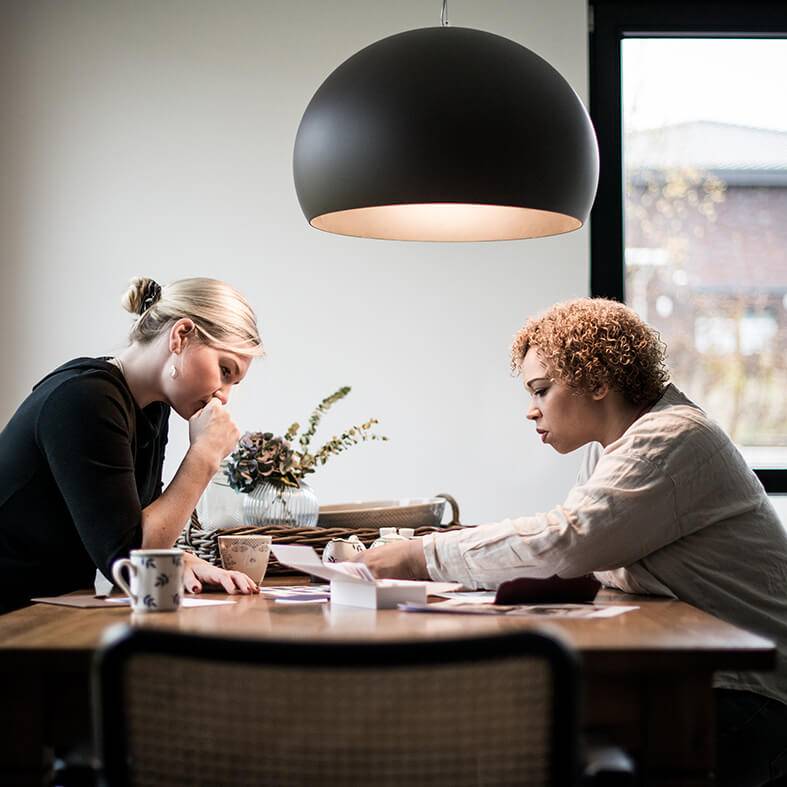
[224,386,387,493]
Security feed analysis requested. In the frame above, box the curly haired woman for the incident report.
[360,297,787,787]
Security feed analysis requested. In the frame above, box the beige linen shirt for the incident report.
[423,384,787,704]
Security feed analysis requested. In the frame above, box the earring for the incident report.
[169,365,178,379]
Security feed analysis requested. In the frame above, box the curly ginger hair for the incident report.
[511,298,669,405]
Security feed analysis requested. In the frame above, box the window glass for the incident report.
[622,38,787,467]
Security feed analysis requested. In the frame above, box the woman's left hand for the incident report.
[183,553,258,595]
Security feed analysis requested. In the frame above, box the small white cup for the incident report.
[111,549,185,613]
[322,536,367,564]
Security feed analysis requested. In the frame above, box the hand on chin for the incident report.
[170,400,202,419]
[189,398,213,417]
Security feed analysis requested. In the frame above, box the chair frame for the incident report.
[94,623,581,787]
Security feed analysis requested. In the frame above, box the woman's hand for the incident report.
[355,539,429,580]
[183,552,258,595]
[188,398,240,467]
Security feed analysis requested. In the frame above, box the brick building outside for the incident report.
[624,121,787,459]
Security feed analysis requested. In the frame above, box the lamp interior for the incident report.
[310,203,582,242]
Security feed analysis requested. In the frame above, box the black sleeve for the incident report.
[36,373,144,579]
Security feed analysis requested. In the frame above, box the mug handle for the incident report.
[436,493,460,525]
[111,558,138,604]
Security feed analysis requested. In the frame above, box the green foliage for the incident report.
[224,386,387,492]
[299,386,351,451]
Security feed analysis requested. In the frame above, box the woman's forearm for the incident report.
[140,446,217,549]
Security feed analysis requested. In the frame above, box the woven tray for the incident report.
[318,494,460,529]
[177,513,464,576]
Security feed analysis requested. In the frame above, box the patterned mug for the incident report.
[218,535,273,586]
[111,549,185,613]
[322,535,367,564]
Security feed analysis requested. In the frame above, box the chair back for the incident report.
[94,624,580,786]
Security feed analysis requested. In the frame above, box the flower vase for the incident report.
[242,479,319,528]
[196,470,243,531]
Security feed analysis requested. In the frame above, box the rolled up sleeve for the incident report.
[424,452,681,589]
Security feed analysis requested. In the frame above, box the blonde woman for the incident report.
[360,298,787,786]
[0,277,263,611]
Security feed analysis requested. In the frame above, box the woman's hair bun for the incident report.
[121,277,161,316]
[121,276,263,357]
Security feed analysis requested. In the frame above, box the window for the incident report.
[589,1,787,492]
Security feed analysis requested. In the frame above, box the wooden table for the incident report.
[0,582,775,787]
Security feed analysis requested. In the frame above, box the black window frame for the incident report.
[588,0,787,494]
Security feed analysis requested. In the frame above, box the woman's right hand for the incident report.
[188,397,240,467]
[354,539,429,580]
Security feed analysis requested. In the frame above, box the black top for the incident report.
[0,358,169,611]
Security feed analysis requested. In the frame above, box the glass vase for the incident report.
[196,470,243,532]
[242,479,319,528]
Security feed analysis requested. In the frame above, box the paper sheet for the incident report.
[270,545,376,583]
[261,585,331,602]
[269,544,462,595]
[432,590,497,603]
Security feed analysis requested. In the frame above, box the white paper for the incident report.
[270,545,462,594]
[433,590,497,603]
[270,544,375,583]
[262,584,330,595]
[377,580,465,595]
[261,585,331,601]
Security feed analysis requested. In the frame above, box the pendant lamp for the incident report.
[293,7,599,242]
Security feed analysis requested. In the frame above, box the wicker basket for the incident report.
[317,494,460,529]
[177,512,465,576]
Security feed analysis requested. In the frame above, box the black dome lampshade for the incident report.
[293,25,599,242]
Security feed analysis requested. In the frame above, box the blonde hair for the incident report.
[511,297,668,405]
[121,277,263,357]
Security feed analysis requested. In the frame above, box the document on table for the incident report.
[398,599,639,618]
[270,545,462,595]
[260,581,465,604]
[432,590,497,603]
[260,585,332,603]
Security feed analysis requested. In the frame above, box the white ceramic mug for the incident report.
[322,536,367,564]
[218,535,272,586]
[111,549,185,613]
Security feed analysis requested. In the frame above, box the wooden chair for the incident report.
[93,624,630,786]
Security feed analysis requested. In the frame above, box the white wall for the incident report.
[0,0,590,524]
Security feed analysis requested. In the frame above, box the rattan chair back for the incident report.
[94,625,580,787]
